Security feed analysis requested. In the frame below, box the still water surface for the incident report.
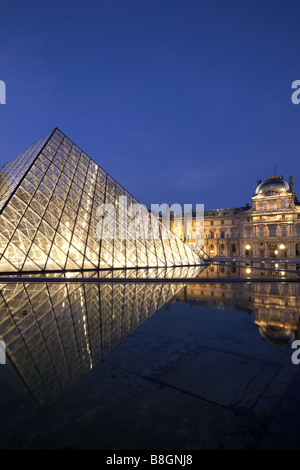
[0,264,300,449]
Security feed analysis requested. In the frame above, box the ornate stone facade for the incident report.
[174,174,300,260]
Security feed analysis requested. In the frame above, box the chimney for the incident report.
[257,179,262,186]
[289,175,294,193]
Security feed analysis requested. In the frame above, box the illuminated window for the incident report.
[220,244,225,255]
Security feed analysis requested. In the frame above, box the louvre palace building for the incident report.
[174,174,300,261]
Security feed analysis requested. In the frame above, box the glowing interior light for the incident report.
[245,244,251,250]
[274,250,278,255]
[275,263,279,268]
[280,244,285,249]
[0,128,206,274]
[246,268,251,274]
[281,271,285,276]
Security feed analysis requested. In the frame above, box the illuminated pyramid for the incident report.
[0,128,205,272]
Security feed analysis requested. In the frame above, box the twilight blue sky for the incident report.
[1,0,300,210]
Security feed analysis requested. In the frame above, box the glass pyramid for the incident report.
[0,128,206,273]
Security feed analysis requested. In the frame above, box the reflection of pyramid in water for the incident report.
[0,266,202,408]
[0,128,206,272]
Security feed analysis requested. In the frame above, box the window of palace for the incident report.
[269,225,277,237]
[282,226,287,237]
[221,220,224,225]
[258,201,264,211]
[210,230,214,238]
[220,244,225,255]
[231,244,237,255]
[259,227,264,237]
[246,227,251,237]
[297,225,300,236]
[220,230,225,239]
[210,220,214,225]
[269,201,275,211]
[281,199,286,209]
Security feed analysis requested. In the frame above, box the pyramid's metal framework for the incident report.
[0,128,206,273]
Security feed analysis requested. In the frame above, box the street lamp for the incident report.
[245,244,251,250]
[279,243,285,250]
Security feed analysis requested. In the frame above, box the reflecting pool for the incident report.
[0,264,300,449]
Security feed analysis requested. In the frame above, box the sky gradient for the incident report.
[1,0,300,210]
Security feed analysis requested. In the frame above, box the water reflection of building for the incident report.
[174,264,300,348]
[0,266,201,408]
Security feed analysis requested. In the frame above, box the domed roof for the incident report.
[258,326,295,349]
[255,175,290,195]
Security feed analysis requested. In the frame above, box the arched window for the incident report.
[210,244,215,255]
[220,244,226,255]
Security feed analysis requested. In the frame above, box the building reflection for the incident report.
[174,264,300,349]
[0,266,201,408]
[1,263,299,409]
